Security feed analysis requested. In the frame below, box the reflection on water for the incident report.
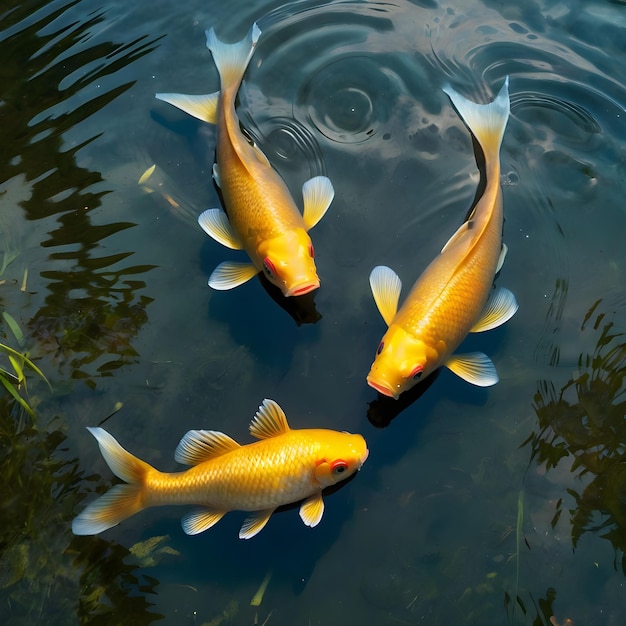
[1,0,159,386]
[1,0,165,622]
[0,397,164,624]
[2,0,626,623]
[526,300,626,575]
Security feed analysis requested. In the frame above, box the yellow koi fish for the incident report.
[367,77,518,399]
[156,24,334,297]
[72,399,368,539]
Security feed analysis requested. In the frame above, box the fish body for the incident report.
[156,24,334,297]
[72,400,368,539]
[367,78,518,399]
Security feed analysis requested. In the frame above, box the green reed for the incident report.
[0,311,50,416]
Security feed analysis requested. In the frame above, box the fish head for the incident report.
[257,229,319,297]
[312,431,369,488]
[367,325,439,399]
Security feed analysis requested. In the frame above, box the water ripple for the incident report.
[244,0,423,155]
[511,90,601,136]
[243,114,327,177]
[301,55,394,144]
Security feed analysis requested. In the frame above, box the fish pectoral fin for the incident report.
[155,92,220,125]
[249,399,290,439]
[239,509,275,539]
[174,430,241,465]
[299,493,324,527]
[301,176,334,230]
[471,287,518,333]
[369,265,402,326]
[208,261,259,290]
[181,508,227,535]
[496,243,508,273]
[198,209,244,250]
[445,352,498,387]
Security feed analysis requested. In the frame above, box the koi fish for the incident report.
[156,24,334,297]
[367,77,518,399]
[72,399,368,539]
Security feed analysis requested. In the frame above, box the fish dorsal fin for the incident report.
[181,508,227,535]
[302,176,334,231]
[249,399,290,439]
[174,430,240,466]
[471,287,518,333]
[440,221,473,254]
[198,209,244,250]
[237,125,272,167]
[369,265,402,326]
[208,261,259,290]
[445,352,498,387]
[155,92,220,125]
[239,508,275,539]
[250,141,272,167]
[299,493,324,527]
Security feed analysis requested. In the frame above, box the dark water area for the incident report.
[1,0,625,624]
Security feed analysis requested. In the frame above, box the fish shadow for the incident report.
[209,172,323,326]
[366,368,441,428]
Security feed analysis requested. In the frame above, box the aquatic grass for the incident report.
[0,212,20,277]
[0,312,51,416]
[504,489,527,625]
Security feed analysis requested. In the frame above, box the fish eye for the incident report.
[308,243,315,258]
[331,460,348,475]
[263,256,276,278]
[376,341,384,355]
[410,365,423,380]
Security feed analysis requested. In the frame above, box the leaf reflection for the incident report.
[1,0,161,386]
[1,1,167,623]
[525,300,626,574]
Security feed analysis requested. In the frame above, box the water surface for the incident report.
[1,0,625,624]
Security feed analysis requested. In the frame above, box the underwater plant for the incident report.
[524,299,626,574]
[0,312,50,416]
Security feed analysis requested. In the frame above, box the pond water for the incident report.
[1,0,626,624]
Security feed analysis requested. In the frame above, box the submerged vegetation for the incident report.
[0,312,50,416]
[0,0,167,623]
[0,392,166,624]
[1,0,160,388]
[1,0,625,623]
[525,299,626,573]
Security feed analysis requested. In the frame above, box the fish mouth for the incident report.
[367,377,399,400]
[287,282,319,297]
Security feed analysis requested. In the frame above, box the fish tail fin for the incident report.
[72,427,153,535]
[206,23,261,89]
[443,77,510,162]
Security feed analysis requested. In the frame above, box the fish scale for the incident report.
[367,78,518,398]
[158,436,321,510]
[155,23,334,296]
[401,229,502,346]
[72,399,368,538]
